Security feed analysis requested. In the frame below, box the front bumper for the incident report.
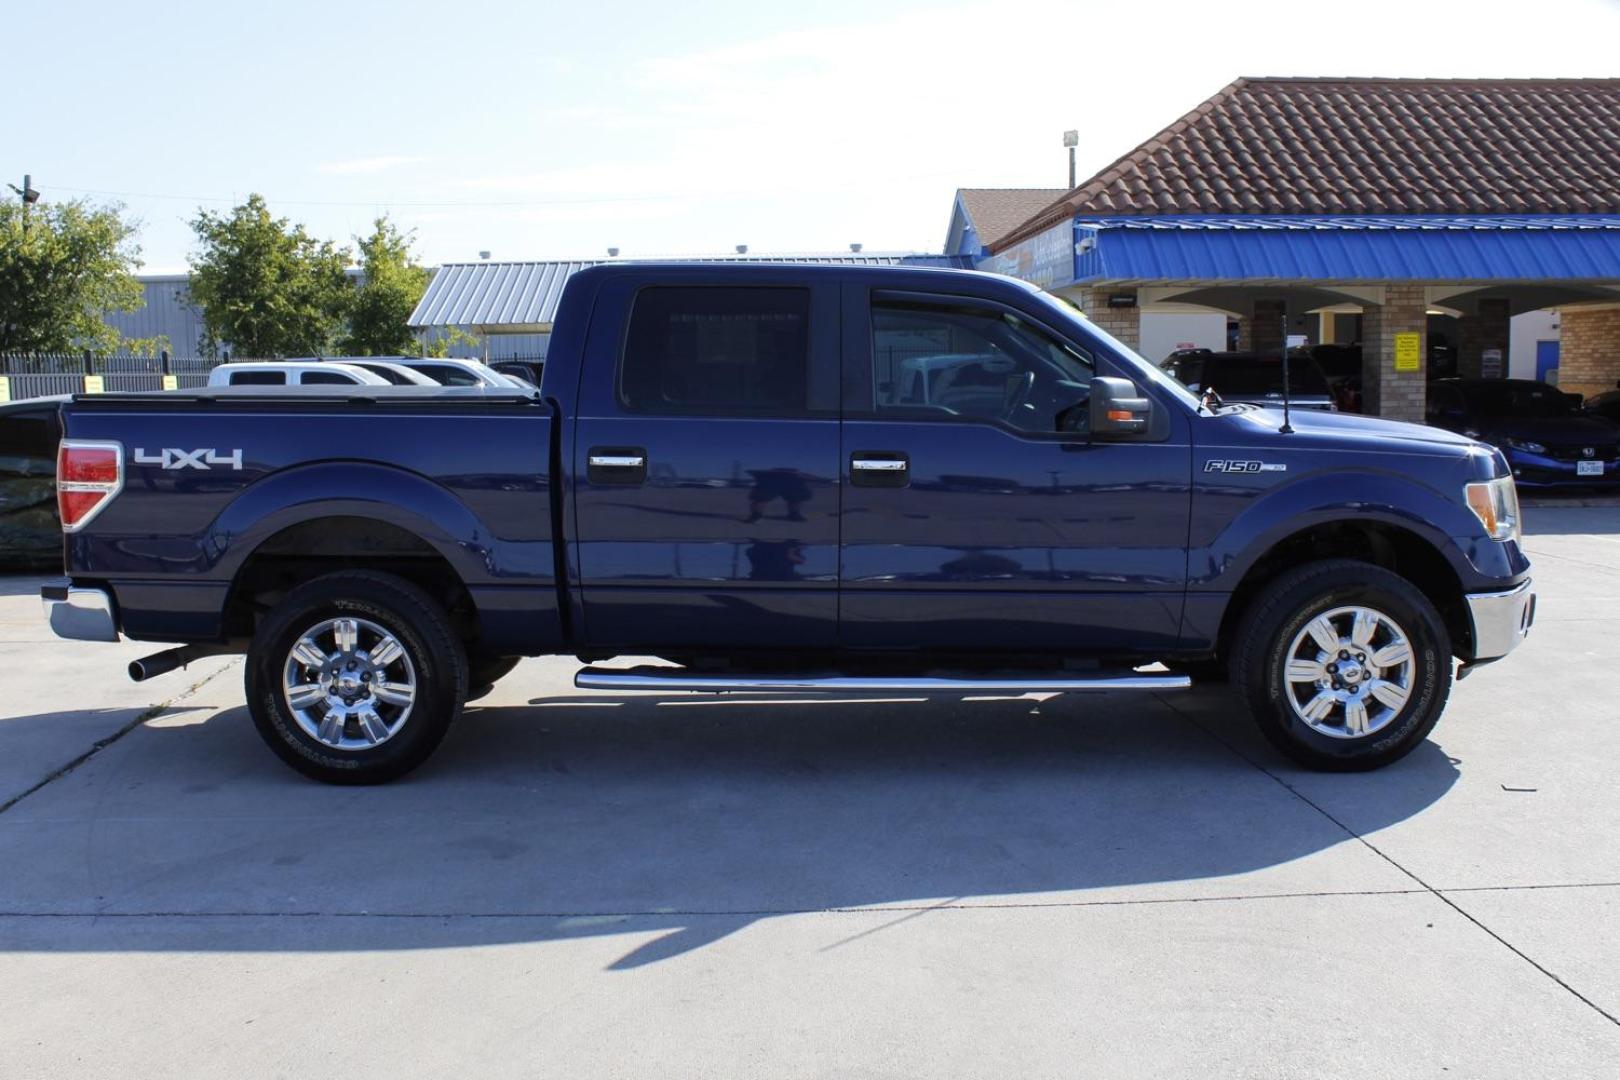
[41,581,119,643]
[1505,449,1620,488]
[1464,578,1535,662]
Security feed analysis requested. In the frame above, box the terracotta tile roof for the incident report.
[995,77,1620,249]
[956,188,1069,248]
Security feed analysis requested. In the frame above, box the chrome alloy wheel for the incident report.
[282,617,417,751]
[1282,605,1414,739]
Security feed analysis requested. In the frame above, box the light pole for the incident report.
[1062,131,1078,188]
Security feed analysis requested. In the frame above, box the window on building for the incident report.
[621,287,810,415]
[871,298,1094,433]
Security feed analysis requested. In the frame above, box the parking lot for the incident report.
[0,505,1614,1078]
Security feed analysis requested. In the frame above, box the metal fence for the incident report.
[0,352,239,402]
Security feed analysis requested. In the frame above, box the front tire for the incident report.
[245,571,468,784]
[1230,559,1451,771]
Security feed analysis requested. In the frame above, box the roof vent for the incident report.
[735,244,748,255]
[478,250,491,260]
[849,243,863,253]
[607,247,620,257]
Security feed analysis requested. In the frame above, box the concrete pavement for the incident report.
[1,509,1617,1078]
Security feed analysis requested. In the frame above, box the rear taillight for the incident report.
[57,440,124,532]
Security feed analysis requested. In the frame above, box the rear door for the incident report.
[838,285,1192,654]
[571,273,842,652]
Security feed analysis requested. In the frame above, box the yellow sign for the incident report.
[161,374,179,391]
[83,374,105,394]
[0,376,9,402]
[1393,332,1422,372]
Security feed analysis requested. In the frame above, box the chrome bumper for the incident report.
[41,583,119,643]
[1465,578,1535,662]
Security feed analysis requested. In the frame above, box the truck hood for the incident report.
[1226,404,1478,449]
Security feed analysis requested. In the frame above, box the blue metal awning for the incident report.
[1068,215,1620,283]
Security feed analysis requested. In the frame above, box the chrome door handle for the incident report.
[851,453,909,487]
[588,454,646,468]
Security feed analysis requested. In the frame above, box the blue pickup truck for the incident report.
[42,264,1535,783]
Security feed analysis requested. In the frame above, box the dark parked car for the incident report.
[0,396,66,570]
[1428,378,1620,487]
[1304,344,1364,414]
[1160,350,1337,411]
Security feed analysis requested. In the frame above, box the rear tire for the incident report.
[245,571,468,784]
[1230,559,1451,771]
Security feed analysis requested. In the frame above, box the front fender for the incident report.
[1192,468,1529,593]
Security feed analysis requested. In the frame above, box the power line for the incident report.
[36,185,681,209]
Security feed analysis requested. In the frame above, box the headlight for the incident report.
[1504,437,1547,454]
[1466,476,1521,542]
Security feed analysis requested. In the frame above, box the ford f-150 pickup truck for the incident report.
[42,264,1536,783]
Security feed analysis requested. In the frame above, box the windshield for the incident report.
[1467,382,1579,418]
[1025,289,1202,411]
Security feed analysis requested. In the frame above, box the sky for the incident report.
[8,0,1620,271]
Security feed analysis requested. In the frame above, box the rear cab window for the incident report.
[620,286,811,416]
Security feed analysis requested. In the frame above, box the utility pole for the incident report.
[7,173,41,235]
[1062,131,1078,188]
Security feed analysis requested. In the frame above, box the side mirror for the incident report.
[1089,376,1153,437]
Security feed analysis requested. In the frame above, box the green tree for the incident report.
[342,217,430,355]
[0,197,145,353]
[186,194,352,357]
[423,326,482,358]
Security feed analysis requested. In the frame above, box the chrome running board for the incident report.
[573,666,1191,693]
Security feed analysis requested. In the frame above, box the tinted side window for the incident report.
[621,287,809,415]
[301,371,358,385]
[413,364,481,387]
[229,371,286,385]
[0,410,55,478]
[871,299,1093,433]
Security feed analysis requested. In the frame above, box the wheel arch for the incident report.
[222,515,478,643]
[1214,519,1471,663]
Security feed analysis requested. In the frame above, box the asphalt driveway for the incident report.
[1,507,1617,1078]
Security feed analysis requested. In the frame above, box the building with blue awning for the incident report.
[956,78,1620,420]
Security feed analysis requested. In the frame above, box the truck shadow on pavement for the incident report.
[0,688,1459,969]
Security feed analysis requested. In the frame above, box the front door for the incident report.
[572,277,842,653]
[838,287,1192,655]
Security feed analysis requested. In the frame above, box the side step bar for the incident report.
[574,666,1191,693]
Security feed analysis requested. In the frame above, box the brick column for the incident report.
[1558,304,1620,399]
[1250,299,1285,354]
[1073,287,1141,351]
[1361,284,1428,423]
[1234,316,1251,351]
[1458,298,1510,379]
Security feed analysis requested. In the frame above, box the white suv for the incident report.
[207,362,392,387]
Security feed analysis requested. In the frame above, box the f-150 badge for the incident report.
[133,448,245,471]
[1204,459,1287,473]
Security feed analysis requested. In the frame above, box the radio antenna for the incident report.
[1279,300,1294,434]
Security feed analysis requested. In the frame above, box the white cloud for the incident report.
[317,155,429,176]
